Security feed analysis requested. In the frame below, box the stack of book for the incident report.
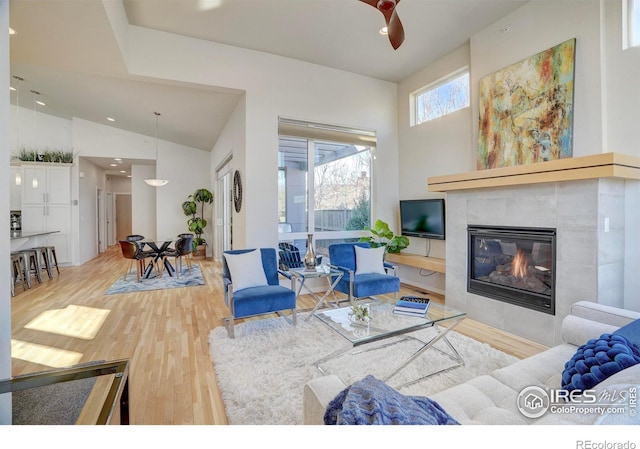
[393,297,430,317]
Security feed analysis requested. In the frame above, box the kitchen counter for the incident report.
[10,230,60,252]
[11,230,60,240]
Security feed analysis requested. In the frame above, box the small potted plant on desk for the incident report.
[182,188,214,260]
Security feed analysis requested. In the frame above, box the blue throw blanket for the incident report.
[324,375,459,425]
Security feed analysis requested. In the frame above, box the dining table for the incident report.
[140,238,177,279]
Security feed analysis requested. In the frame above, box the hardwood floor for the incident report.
[10,245,547,424]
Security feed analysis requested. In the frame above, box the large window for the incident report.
[278,118,374,258]
[411,68,469,126]
[625,0,640,49]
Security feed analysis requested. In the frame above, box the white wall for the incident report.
[395,43,472,294]
[1,0,12,424]
[396,1,640,299]
[470,0,604,160]
[156,140,211,247]
[131,164,156,239]
[123,25,399,251]
[211,95,246,254]
[72,117,211,257]
[603,0,640,155]
[77,158,106,264]
[9,104,72,155]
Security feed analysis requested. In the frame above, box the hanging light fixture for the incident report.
[13,76,23,186]
[31,89,40,188]
[144,111,169,187]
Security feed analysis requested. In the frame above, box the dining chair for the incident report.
[118,240,156,282]
[162,235,194,278]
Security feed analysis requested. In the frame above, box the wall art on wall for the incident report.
[477,38,576,170]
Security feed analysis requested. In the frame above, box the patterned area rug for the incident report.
[105,263,205,295]
[209,312,518,425]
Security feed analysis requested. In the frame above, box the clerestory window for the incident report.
[411,68,469,126]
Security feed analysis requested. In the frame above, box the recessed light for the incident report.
[107,117,115,122]
[9,27,16,35]
[110,164,117,167]
[9,86,16,91]
[36,100,46,106]
[127,175,131,178]
[114,158,122,161]
[120,170,126,173]
[379,26,388,35]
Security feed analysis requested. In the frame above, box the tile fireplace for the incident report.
[467,225,556,315]
[428,153,640,346]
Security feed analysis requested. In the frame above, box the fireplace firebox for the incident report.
[467,225,556,315]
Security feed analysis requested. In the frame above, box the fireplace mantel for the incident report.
[428,152,640,192]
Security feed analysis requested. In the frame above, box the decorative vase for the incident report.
[303,234,317,271]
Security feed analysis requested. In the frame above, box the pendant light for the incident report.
[31,89,40,189]
[13,76,23,186]
[144,111,169,187]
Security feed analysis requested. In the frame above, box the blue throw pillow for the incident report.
[613,318,640,347]
[561,333,640,393]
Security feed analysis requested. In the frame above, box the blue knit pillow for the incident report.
[561,333,640,393]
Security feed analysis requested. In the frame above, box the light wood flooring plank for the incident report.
[10,245,546,424]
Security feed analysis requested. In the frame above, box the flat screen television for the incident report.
[399,199,446,240]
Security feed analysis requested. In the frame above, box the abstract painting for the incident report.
[477,38,576,169]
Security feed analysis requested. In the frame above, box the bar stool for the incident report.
[45,246,60,276]
[11,253,28,296]
[32,246,53,279]
[16,249,43,287]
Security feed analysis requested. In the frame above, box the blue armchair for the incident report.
[222,248,297,338]
[328,242,400,304]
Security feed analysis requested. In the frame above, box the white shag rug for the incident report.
[209,312,518,425]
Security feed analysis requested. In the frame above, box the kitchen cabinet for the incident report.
[10,166,21,211]
[20,164,72,264]
[21,165,71,205]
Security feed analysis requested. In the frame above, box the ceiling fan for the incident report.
[359,0,405,50]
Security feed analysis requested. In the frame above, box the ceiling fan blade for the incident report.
[384,8,405,50]
[358,0,405,50]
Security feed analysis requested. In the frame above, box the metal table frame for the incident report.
[289,267,344,322]
[141,239,176,278]
[1,359,130,425]
[314,302,467,389]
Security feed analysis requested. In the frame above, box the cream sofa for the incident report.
[303,301,640,425]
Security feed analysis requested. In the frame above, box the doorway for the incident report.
[216,171,232,260]
[106,192,114,246]
[97,188,105,253]
[115,193,132,241]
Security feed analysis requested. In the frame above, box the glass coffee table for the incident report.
[314,300,466,388]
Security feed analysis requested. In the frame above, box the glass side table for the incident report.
[289,266,344,322]
[0,359,130,425]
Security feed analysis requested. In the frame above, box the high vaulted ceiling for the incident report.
[9,0,527,173]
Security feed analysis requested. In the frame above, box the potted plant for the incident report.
[359,219,409,254]
[182,188,214,259]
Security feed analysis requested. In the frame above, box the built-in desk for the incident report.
[386,252,446,273]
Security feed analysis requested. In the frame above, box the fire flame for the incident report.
[511,249,529,278]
